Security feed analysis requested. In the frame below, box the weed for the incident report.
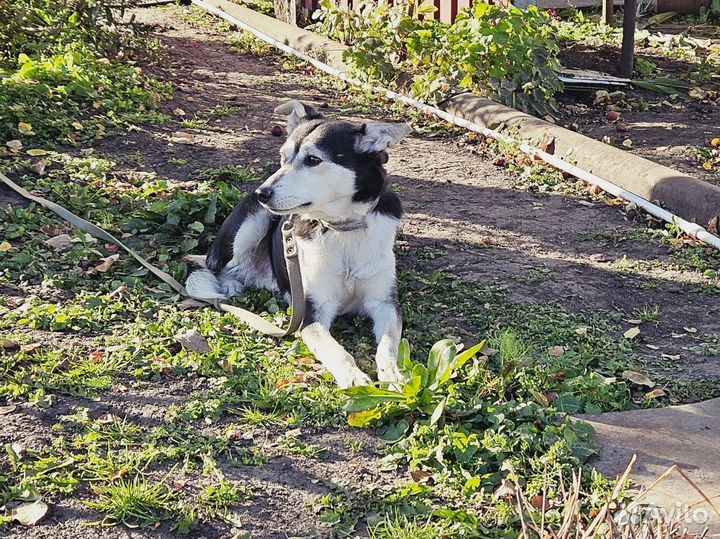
[190,165,259,184]
[344,438,366,453]
[85,476,177,527]
[369,512,459,539]
[631,305,661,325]
[516,266,552,284]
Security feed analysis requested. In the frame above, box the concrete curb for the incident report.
[202,0,720,226]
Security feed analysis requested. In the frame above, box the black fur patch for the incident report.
[300,295,318,329]
[268,216,290,295]
[304,121,390,204]
[206,195,261,273]
[372,191,403,220]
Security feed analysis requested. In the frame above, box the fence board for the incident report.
[297,1,479,22]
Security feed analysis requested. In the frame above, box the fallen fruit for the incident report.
[606,111,620,122]
[712,137,720,148]
[270,125,283,137]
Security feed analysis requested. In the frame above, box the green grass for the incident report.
[85,476,177,527]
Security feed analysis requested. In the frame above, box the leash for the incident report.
[0,171,304,338]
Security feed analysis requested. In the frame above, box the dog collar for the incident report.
[318,219,368,232]
[316,197,381,232]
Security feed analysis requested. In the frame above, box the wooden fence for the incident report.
[298,0,476,23]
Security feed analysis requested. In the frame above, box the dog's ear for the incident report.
[356,122,411,154]
[274,99,320,133]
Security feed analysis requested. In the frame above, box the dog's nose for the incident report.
[255,187,273,203]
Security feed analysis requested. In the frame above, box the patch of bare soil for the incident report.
[3,6,719,538]
[557,41,720,184]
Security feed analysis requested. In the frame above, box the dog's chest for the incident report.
[297,214,399,293]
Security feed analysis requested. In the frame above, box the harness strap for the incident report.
[0,171,304,338]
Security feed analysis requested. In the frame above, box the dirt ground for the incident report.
[558,40,720,183]
[2,5,720,538]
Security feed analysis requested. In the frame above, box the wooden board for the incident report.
[274,0,298,25]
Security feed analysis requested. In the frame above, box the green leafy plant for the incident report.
[343,339,485,428]
[311,0,563,117]
[0,0,140,63]
[0,47,170,145]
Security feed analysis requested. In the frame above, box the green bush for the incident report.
[312,0,562,117]
[0,0,138,64]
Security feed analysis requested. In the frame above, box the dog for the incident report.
[186,99,411,389]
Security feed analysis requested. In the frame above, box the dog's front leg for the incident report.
[301,303,371,389]
[370,301,405,386]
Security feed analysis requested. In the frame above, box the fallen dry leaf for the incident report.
[622,370,655,387]
[480,343,499,357]
[547,346,565,357]
[97,413,117,424]
[530,495,552,512]
[296,356,316,366]
[410,470,432,483]
[0,241,11,252]
[171,131,196,144]
[6,139,22,151]
[0,404,17,415]
[175,328,211,353]
[30,159,48,175]
[173,108,186,116]
[18,122,35,135]
[494,479,517,499]
[13,500,51,526]
[20,343,42,354]
[575,326,589,336]
[95,254,119,273]
[645,388,666,399]
[623,327,641,339]
[1,338,19,350]
[44,234,75,252]
[176,298,207,310]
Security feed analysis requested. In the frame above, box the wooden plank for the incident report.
[602,0,613,23]
[274,0,298,25]
[619,0,637,77]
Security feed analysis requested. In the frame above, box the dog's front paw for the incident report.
[336,367,372,390]
[377,364,406,389]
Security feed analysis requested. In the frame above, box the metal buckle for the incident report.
[281,220,297,258]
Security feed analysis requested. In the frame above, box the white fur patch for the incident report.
[356,122,411,153]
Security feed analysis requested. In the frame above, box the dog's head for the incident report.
[255,99,410,219]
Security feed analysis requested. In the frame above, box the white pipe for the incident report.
[191,0,720,251]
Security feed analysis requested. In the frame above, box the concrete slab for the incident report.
[581,398,720,537]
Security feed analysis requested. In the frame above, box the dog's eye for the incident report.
[303,155,322,167]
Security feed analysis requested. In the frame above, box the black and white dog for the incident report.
[186,100,411,388]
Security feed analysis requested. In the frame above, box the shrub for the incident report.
[312,0,563,117]
[0,0,139,64]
